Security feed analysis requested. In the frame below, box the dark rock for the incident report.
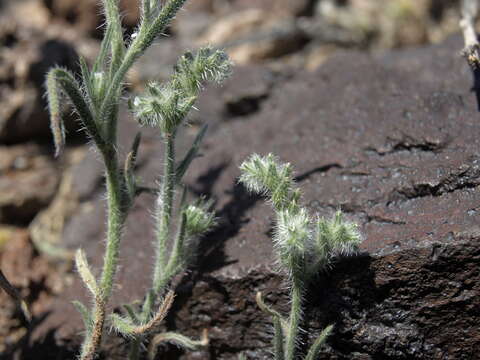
[0,22,78,144]
[35,35,480,359]
[42,0,140,37]
[0,227,67,356]
[193,66,282,126]
[0,144,59,225]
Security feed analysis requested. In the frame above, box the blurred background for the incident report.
[0,0,469,357]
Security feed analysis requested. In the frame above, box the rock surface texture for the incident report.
[32,35,480,359]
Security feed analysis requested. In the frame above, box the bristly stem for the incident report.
[80,297,106,360]
[129,133,176,360]
[80,150,126,360]
[99,153,125,298]
[99,0,188,127]
[153,133,176,294]
[44,1,232,359]
[285,275,303,360]
[239,154,362,360]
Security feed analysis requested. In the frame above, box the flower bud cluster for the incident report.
[131,47,232,134]
[184,200,217,237]
[131,82,195,133]
[239,154,362,278]
[239,153,299,211]
[274,208,311,273]
[314,211,362,268]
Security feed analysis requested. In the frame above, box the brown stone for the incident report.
[0,20,79,144]
[30,36,480,359]
[0,228,65,356]
[0,144,59,224]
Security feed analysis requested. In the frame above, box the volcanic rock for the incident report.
[0,144,59,225]
[35,35,480,359]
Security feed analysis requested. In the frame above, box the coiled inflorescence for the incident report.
[131,47,232,134]
[240,153,362,278]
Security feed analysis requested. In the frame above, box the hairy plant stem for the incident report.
[81,151,126,360]
[81,297,106,360]
[129,133,176,360]
[285,275,303,360]
[153,133,176,294]
[100,153,125,297]
[99,0,188,127]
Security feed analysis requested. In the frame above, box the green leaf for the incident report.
[79,56,94,110]
[141,0,151,20]
[175,124,208,182]
[72,301,93,336]
[272,315,285,360]
[255,292,289,335]
[47,68,106,152]
[75,249,98,297]
[92,25,114,74]
[167,212,187,274]
[110,313,137,338]
[123,304,140,324]
[124,132,142,200]
[45,69,65,157]
[101,0,125,75]
[304,325,334,360]
[148,329,209,360]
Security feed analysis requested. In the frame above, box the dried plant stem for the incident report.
[461,0,480,68]
[81,297,106,360]
[0,270,31,322]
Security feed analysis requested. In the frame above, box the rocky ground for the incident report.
[0,0,479,359]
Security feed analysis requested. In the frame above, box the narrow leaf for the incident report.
[148,0,188,48]
[110,313,137,338]
[255,292,289,334]
[179,185,188,209]
[175,124,208,182]
[45,69,65,157]
[93,25,114,74]
[0,270,31,322]
[165,213,188,280]
[131,290,175,336]
[141,289,155,321]
[304,324,334,360]
[79,56,95,110]
[148,328,209,360]
[141,0,151,20]
[101,0,125,74]
[123,304,140,324]
[75,249,98,296]
[125,132,142,173]
[48,68,106,150]
[72,300,93,336]
[113,291,175,338]
[273,316,285,360]
[124,132,142,199]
